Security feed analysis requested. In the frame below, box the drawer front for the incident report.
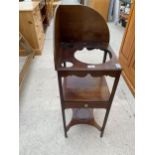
[65,101,109,109]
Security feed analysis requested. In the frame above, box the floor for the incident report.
[19,21,135,155]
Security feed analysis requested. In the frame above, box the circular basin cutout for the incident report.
[74,48,111,65]
[61,61,73,68]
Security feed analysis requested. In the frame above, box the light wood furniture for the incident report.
[19,33,35,92]
[52,0,62,16]
[119,1,135,95]
[33,0,53,27]
[46,0,54,22]
[88,0,110,21]
[54,5,122,137]
[19,2,45,55]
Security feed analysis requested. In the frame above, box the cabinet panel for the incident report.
[46,0,53,21]
[19,2,45,55]
[19,12,39,48]
[33,7,44,35]
[121,10,135,65]
[119,2,135,95]
[33,7,42,23]
[128,40,135,86]
[88,0,110,21]
[129,53,135,86]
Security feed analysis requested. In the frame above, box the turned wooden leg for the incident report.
[61,108,68,138]
[100,109,110,137]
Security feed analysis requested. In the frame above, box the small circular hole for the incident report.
[61,61,73,68]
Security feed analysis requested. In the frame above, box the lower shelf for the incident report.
[66,108,101,131]
[62,75,110,103]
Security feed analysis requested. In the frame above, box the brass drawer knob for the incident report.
[84,104,88,108]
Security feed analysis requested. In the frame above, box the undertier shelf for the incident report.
[62,75,110,103]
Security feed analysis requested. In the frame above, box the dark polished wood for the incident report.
[66,108,101,131]
[63,75,110,102]
[54,5,122,137]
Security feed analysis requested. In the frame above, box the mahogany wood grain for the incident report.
[54,5,122,137]
[63,75,110,102]
[66,109,101,132]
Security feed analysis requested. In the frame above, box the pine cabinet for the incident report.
[119,2,135,95]
[19,2,45,55]
[46,0,53,22]
[88,0,110,21]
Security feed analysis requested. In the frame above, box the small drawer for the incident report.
[84,104,89,108]
[65,101,108,109]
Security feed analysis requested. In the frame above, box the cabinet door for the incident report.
[88,0,110,21]
[119,6,135,66]
[128,48,135,87]
[119,2,135,95]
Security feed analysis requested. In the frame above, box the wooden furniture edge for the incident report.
[19,52,35,92]
[122,71,135,96]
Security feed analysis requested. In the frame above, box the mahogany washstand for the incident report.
[53,5,122,137]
